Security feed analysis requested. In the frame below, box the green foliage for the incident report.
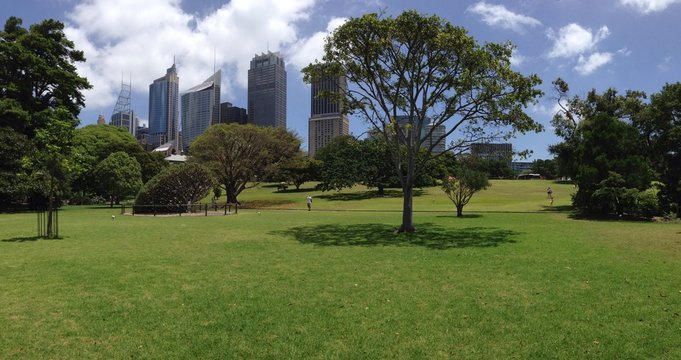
[478,158,514,179]
[190,123,300,204]
[0,17,91,128]
[273,155,319,190]
[573,113,653,215]
[134,163,214,214]
[93,152,143,207]
[531,159,559,179]
[71,125,168,198]
[0,16,90,231]
[635,82,681,217]
[442,158,490,217]
[303,10,543,232]
[315,136,364,191]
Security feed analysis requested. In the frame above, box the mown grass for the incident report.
[1,181,679,359]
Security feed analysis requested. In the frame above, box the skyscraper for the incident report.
[248,52,286,128]
[180,70,221,154]
[110,80,137,135]
[308,71,349,157]
[148,63,179,151]
[219,102,248,124]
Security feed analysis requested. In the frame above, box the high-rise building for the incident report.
[97,114,106,125]
[148,63,179,151]
[308,72,349,157]
[424,122,447,154]
[110,80,137,135]
[181,70,221,154]
[248,52,286,128]
[220,102,248,124]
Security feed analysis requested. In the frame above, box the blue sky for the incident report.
[3,0,681,160]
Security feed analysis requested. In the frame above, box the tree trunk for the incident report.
[46,195,54,238]
[399,185,415,233]
[456,205,463,218]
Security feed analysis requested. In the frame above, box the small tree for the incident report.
[93,152,143,207]
[442,159,490,217]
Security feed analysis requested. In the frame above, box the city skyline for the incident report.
[5,0,681,160]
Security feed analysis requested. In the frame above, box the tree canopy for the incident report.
[190,123,301,204]
[93,152,143,207]
[303,11,543,232]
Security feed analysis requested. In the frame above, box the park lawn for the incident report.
[240,179,575,213]
[1,184,679,359]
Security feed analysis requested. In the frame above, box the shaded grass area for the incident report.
[1,198,680,358]
[275,222,518,249]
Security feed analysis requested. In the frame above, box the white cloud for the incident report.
[617,47,632,56]
[619,0,681,13]
[64,0,318,109]
[510,49,526,67]
[657,56,672,71]
[574,52,614,75]
[467,1,541,32]
[286,17,347,72]
[547,23,610,58]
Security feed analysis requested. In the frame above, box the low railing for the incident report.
[121,203,238,216]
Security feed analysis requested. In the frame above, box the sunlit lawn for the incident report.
[1,181,679,359]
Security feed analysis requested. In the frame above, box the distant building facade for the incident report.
[511,161,533,175]
[470,143,513,165]
[248,52,286,128]
[308,72,349,157]
[220,102,248,124]
[148,63,180,151]
[180,70,221,154]
[97,114,106,125]
[368,116,446,154]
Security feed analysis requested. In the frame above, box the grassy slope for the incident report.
[1,181,679,359]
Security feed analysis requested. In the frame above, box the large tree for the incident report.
[190,124,301,204]
[72,124,167,197]
[635,83,681,217]
[303,11,542,232]
[92,152,143,207]
[0,17,90,236]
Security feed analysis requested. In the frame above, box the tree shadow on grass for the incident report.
[540,205,573,212]
[2,236,44,242]
[274,223,519,250]
[317,189,423,202]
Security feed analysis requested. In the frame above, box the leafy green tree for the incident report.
[93,152,143,207]
[277,155,319,190]
[314,135,364,191]
[573,113,653,215]
[479,158,514,179]
[191,124,300,204]
[0,17,90,236]
[635,83,681,217]
[531,159,558,179]
[72,125,168,197]
[135,163,213,214]
[303,11,542,232]
[442,157,490,217]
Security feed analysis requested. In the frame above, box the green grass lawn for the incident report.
[1,181,679,359]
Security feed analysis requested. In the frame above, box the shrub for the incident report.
[134,163,213,214]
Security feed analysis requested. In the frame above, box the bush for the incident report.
[134,163,214,214]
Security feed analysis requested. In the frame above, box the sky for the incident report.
[2,0,681,160]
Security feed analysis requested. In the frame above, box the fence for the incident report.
[121,202,238,216]
[37,208,59,238]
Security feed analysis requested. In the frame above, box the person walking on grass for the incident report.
[306,195,312,211]
[547,186,554,206]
